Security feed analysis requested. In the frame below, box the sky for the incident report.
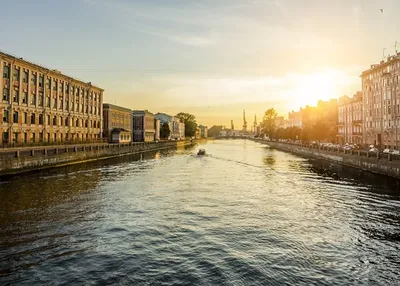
[1,0,400,127]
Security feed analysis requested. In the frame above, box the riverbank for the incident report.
[252,139,400,179]
[0,140,195,176]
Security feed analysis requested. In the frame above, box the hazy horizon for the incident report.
[2,0,399,126]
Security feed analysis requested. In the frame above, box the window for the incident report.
[32,74,37,85]
[53,116,57,126]
[47,115,50,125]
[38,93,43,106]
[22,92,28,104]
[60,82,64,92]
[31,133,36,143]
[46,78,51,89]
[2,131,9,143]
[53,80,57,91]
[24,133,27,143]
[13,90,19,103]
[31,113,35,124]
[23,112,27,124]
[76,119,79,127]
[13,111,18,123]
[30,93,36,106]
[54,133,57,142]
[3,88,9,101]
[46,96,50,107]
[22,71,28,83]
[65,117,69,126]
[66,84,69,93]
[39,114,43,125]
[53,97,57,108]
[3,110,9,123]
[39,132,43,142]
[13,69,19,81]
[85,120,88,127]
[38,75,43,87]
[3,66,9,79]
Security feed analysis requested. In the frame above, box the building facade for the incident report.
[361,54,400,148]
[103,103,132,140]
[198,125,208,138]
[154,113,184,140]
[132,110,155,142]
[155,119,160,141]
[288,111,302,128]
[0,51,103,144]
[337,92,363,144]
[179,122,185,139]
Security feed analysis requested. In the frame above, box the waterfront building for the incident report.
[0,51,103,144]
[198,125,208,138]
[132,110,155,142]
[179,122,185,139]
[155,119,160,141]
[195,127,201,139]
[361,54,400,148]
[337,92,363,145]
[208,125,223,137]
[288,111,302,128]
[154,113,182,140]
[110,128,131,143]
[103,103,132,141]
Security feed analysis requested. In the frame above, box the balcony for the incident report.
[352,132,362,136]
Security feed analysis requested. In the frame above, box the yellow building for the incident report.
[0,51,103,144]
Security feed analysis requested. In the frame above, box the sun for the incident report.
[289,71,343,110]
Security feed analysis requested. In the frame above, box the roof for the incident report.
[132,110,154,116]
[361,53,400,77]
[103,103,132,113]
[0,50,104,91]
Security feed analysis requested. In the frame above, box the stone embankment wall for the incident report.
[255,140,400,179]
[0,140,193,176]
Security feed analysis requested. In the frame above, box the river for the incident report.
[0,140,399,285]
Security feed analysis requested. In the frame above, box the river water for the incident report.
[0,140,400,285]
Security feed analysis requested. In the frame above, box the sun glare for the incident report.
[288,71,346,111]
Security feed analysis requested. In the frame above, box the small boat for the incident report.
[197,149,206,156]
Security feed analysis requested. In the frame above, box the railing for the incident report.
[0,140,194,160]
[255,139,400,162]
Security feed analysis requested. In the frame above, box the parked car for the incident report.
[383,149,391,154]
[369,147,379,154]
[391,150,400,155]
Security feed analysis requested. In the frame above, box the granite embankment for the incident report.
[255,139,400,179]
[0,140,194,176]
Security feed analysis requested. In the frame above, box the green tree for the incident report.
[160,122,171,139]
[175,112,197,137]
[310,121,329,142]
[261,108,278,138]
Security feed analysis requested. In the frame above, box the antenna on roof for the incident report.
[395,41,398,54]
[382,48,387,61]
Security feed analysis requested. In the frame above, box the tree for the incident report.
[261,108,278,138]
[175,112,197,137]
[310,121,329,142]
[160,122,171,139]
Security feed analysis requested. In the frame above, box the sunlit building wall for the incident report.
[0,51,103,144]
[337,92,363,144]
[288,111,302,128]
[132,110,155,142]
[361,54,400,148]
[103,103,132,140]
